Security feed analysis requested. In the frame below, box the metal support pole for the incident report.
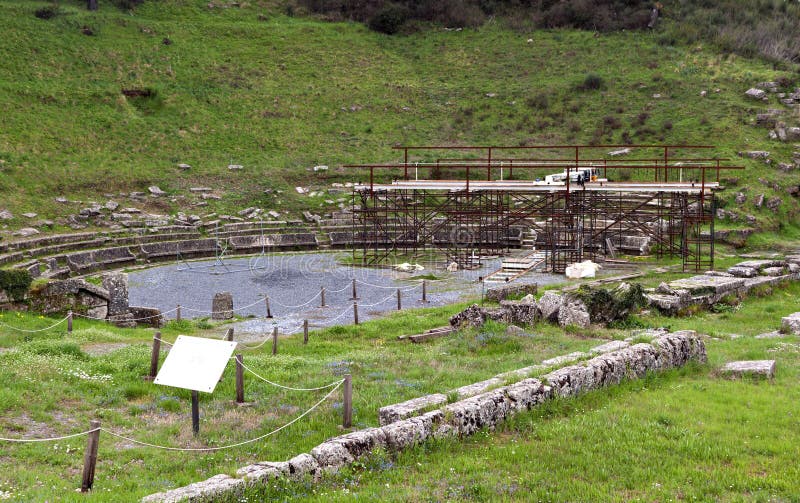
[353,302,359,325]
[265,296,272,318]
[396,288,401,310]
[422,280,428,302]
[67,310,73,334]
[191,391,199,435]
[80,420,101,492]
[303,319,309,344]
[176,305,181,322]
[272,326,278,355]
[343,374,352,428]
[320,287,326,307]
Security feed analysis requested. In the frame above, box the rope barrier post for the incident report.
[350,279,358,300]
[396,288,401,311]
[320,287,326,308]
[80,420,101,493]
[265,296,272,319]
[353,302,359,325]
[422,280,428,303]
[176,304,182,322]
[225,327,234,342]
[235,354,244,404]
[343,375,352,429]
[191,391,200,436]
[272,326,278,355]
[145,332,161,381]
[67,310,73,334]
[303,319,309,345]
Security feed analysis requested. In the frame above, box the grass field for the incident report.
[1,277,799,501]
[0,0,798,238]
[229,281,800,503]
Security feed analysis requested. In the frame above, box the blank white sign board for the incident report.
[154,335,237,393]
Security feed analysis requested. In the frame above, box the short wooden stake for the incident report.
[396,288,401,310]
[80,420,101,492]
[350,279,358,300]
[235,354,244,404]
[191,391,200,435]
[67,310,73,333]
[265,296,272,318]
[146,332,161,381]
[303,319,309,345]
[422,280,428,303]
[320,287,326,307]
[176,304,182,322]
[353,302,359,325]
[272,326,278,355]
[225,327,234,342]
[343,374,352,429]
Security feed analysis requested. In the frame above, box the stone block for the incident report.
[781,312,800,334]
[721,360,775,379]
[212,292,234,320]
[538,291,562,322]
[287,453,321,480]
[235,461,288,483]
[379,394,448,426]
[310,441,354,472]
[102,272,129,316]
[141,474,244,503]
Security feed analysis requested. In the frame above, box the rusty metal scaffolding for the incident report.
[348,145,739,273]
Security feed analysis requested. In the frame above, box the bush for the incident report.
[34,5,60,19]
[368,4,409,34]
[577,73,605,91]
[0,269,32,301]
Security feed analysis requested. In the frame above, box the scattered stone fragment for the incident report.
[228,164,243,170]
[13,228,39,237]
[780,312,800,335]
[738,151,770,159]
[177,163,192,170]
[148,186,166,196]
[0,209,13,220]
[744,88,767,100]
[754,331,784,339]
[721,360,775,379]
[21,212,37,218]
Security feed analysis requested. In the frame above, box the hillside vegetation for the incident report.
[0,0,798,242]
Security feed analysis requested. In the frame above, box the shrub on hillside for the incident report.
[577,73,605,91]
[368,4,409,34]
[34,5,61,19]
[0,269,32,301]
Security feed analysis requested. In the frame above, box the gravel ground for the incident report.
[128,252,561,339]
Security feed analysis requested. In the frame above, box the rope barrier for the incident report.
[0,427,100,443]
[355,279,422,291]
[267,290,322,309]
[98,381,343,452]
[74,306,179,322]
[0,316,69,333]
[238,363,344,391]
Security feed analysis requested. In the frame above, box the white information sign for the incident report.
[154,335,237,393]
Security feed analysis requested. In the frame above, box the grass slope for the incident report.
[0,0,798,237]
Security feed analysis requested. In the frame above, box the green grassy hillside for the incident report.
[0,0,798,239]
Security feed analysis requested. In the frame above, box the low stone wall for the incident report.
[139,239,220,260]
[646,257,800,315]
[485,283,538,302]
[142,331,706,503]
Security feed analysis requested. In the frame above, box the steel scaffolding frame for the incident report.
[349,145,736,273]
